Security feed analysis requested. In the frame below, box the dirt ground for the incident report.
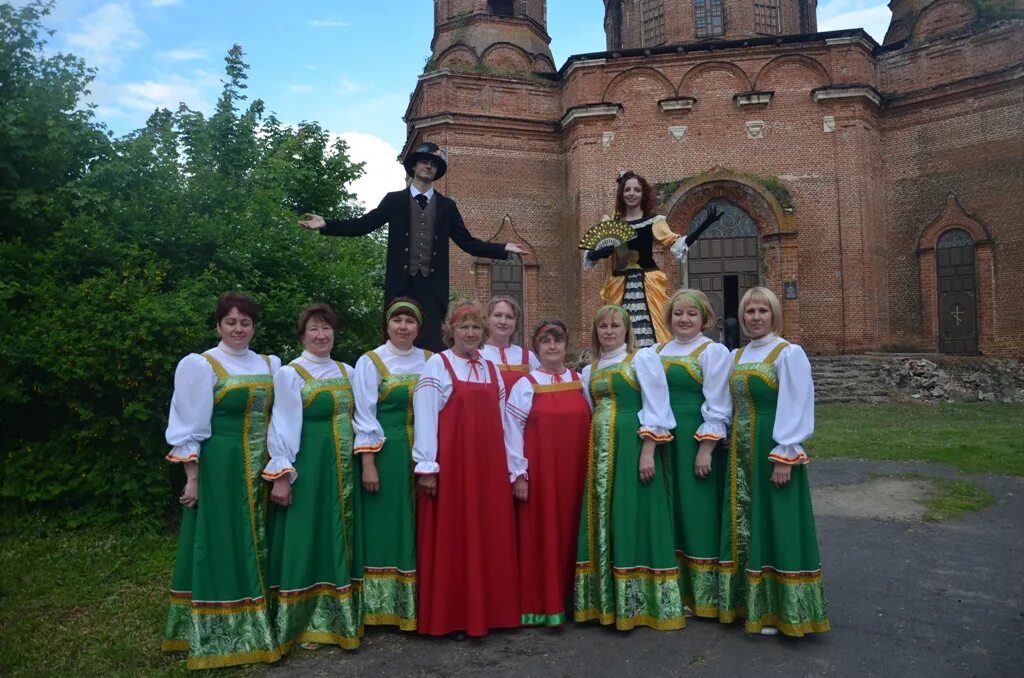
[264,459,1024,677]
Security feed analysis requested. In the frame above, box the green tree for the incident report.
[0,4,386,524]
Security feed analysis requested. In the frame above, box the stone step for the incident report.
[808,355,893,403]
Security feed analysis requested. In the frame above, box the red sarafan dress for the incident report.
[506,369,591,625]
[415,353,521,636]
[480,344,536,400]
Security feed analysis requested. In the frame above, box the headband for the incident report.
[450,303,480,325]
[677,292,709,324]
[387,300,422,324]
[536,323,563,337]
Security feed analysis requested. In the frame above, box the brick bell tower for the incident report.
[604,0,818,49]
[405,0,565,339]
[430,0,555,74]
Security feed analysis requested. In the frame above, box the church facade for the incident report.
[405,0,1023,356]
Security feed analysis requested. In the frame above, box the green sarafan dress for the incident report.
[162,353,281,670]
[719,341,830,636]
[574,352,685,631]
[265,362,364,651]
[657,341,727,618]
[357,350,427,630]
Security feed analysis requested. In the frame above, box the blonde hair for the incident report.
[486,295,522,322]
[442,299,489,348]
[738,286,783,337]
[665,288,717,333]
[589,304,636,362]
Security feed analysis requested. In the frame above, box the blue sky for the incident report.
[32,0,893,207]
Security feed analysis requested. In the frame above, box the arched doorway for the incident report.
[684,199,760,347]
[935,228,977,354]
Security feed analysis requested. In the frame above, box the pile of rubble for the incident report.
[881,357,1024,402]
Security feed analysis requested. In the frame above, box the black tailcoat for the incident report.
[321,189,507,350]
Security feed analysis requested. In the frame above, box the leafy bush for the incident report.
[0,3,386,525]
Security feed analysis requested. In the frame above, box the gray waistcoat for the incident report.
[409,194,437,276]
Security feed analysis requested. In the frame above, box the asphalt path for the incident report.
[266,459,1024,677]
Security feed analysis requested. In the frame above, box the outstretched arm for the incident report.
[447,201,512,260]
[684,205,723,247]
[300,193,394,238]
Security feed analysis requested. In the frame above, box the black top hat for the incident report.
[403,142,448,181]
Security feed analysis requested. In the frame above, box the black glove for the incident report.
[586,245,616,261]
[684,206,724,246]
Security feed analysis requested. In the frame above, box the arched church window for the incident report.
[936,228,974,248]
[693,0,725,38]
[934,228,977,354]
[490,253,525,341]
[754,0,781,35]
[489,0,515,17]
[688,199,758,238]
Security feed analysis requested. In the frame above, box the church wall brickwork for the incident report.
[403,4,1024,356]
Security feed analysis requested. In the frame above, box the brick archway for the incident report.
[916,193,994,354]
[664,169,798,339]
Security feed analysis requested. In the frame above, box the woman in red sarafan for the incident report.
[504,319,592,626]
[411,299,528,637]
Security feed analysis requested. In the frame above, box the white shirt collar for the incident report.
[748,333,779,349]
[671,334,710,351]
[385,340,415,357]
[217,341,249,357]
[410,186,434,201]
[600,343,628,360]
[301,349,333,364]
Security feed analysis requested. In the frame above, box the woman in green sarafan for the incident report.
[654,289,732,619]
[719,287,830,636]
[351,298,432,631]
[262,303,363,652]
[574,304,685,631]
[162,292,282,670]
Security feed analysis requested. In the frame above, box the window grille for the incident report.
[641,0,665,46]
[754,0,781,35]
[936,228,974,249]
[694,0,724,39]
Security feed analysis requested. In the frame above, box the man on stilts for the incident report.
[301,143,527,351]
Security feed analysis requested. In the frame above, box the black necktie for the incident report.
[415,194,428,210]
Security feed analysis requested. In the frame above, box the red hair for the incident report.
[614,171,656,219]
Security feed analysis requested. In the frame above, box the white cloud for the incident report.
[289,84,316,94]
[150,0,183,6]
[157,48,208,61]
[818,1,891,43]
[112,72,218,115]
[333,132,405,208]
[66,2,145,70]
[336,78,366,95]
[309,19,350,28]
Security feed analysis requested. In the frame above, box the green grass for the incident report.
[923,478,995,522]
[809,402,1024,476]
[868,472,996,522]
[1,402,1019,674]
[0,517,253,678]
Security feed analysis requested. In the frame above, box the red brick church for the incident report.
[403,0,1023,356]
